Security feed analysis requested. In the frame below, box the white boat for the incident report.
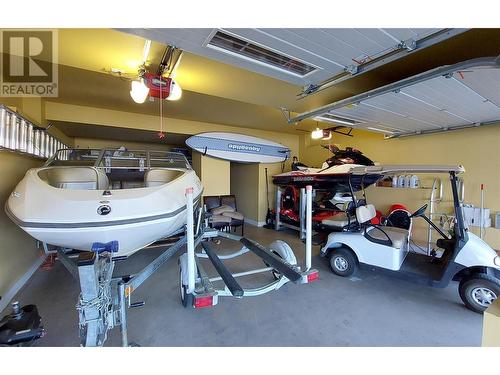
[5,148,203,257]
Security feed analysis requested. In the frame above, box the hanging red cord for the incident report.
[158,74,165,139]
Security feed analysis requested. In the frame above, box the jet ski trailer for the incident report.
[54,187,318,346]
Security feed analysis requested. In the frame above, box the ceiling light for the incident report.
[167,80,182,101]
[311,128,323,139]
[367,127,396,134]
[311,128,331,140]
[130,78,150,104]
[314,115,358,126]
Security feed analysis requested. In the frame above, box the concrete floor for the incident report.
[3,225,483,346]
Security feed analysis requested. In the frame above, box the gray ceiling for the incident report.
[121,28,464,86]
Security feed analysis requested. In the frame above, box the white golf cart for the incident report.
[321,165,500,313]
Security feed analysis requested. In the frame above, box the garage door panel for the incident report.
[402,75,500,123]
[329,104,440,131]
[460,68,500,107]
[361,93,468,128]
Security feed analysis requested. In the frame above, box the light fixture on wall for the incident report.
[311,128,332,140]
[130,78,150,104]
[311,128,323,139]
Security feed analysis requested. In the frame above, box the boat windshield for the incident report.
[45,149,192,170]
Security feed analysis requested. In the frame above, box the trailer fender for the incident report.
[269,240,297,266]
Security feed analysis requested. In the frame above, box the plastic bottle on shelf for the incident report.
[392,175,398,187]
[397,175,405,188]
[410,175,420,189]
[404,175,411,188]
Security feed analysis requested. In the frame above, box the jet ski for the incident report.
[5,148,203,257]
[273,146,379,191]
[273,146,379,234]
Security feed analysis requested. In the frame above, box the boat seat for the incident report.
[121,180,144,189]
[144,169,183,187]
[366,226,409,249]
[38,167,109,190]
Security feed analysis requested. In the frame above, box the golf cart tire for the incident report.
[329,247,358,277]
[179,269,194,308]
[458,273,500,313]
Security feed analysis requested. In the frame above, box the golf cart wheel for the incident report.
[459,273,500,313]
[329,247,357,277]
[179,269,194,308]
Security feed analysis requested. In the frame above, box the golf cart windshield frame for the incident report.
[347,164,468,243]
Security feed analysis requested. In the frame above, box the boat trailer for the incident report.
[56,186,318,346]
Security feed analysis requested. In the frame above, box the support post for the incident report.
[428,178,439,255]
[118,282,128,347]
[480,184,484,239]
[186,187,196,294]
[275,188,281,231]
[299,188,306,240]
[305,185,312,271]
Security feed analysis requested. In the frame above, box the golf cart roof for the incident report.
[350,165,465,175]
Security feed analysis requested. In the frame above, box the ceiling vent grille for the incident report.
[207,30,317,77]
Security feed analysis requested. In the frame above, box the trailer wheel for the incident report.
[459,273,500,313]
[329,247,357,277]
[179,269,194,308]
[267,240,297,280]
[268,251,283,280]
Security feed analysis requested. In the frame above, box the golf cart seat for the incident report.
[321,213,353,229]
[357,204,409,249]
[366,226,409,249]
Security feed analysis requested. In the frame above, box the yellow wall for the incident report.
[0,151,44,303]
[299,125,500,249]
[192,152,231,197]
[74,137,171,151]
[231,163,260,221]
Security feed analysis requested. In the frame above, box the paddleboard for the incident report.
[185,132,291,163]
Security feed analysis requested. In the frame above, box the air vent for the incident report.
[207,31,317,77]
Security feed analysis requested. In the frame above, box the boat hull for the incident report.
[6,167,202,257]
[15,212,188,257]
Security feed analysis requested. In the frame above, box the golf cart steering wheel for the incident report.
[410,204,428,218]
